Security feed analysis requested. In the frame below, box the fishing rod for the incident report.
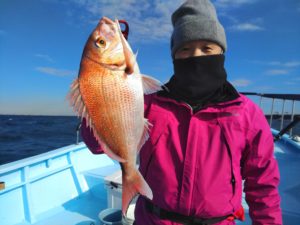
[274,116,300,142]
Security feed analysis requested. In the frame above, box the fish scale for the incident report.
[82,70,132,156]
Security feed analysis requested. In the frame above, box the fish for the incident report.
[68,17,162,215]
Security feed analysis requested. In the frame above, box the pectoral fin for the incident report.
[142,75,163,94]
[137,119,152,153]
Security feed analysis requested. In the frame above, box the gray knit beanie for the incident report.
[171,0,227,57]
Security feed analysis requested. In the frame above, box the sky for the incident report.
[0,0,299,116]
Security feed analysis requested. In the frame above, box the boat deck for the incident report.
[15,192,104,225]
[0,143,121,225]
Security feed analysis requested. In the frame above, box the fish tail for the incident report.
[122,169,153,216]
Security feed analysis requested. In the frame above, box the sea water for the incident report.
[0,114,299,165]
[0,115,81,165]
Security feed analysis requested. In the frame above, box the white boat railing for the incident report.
[242,92,300,138]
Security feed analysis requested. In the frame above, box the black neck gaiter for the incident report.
[165,54,230,106]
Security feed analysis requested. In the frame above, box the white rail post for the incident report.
[270,98,275,127]
[22,166,35,223]
[259,95,263,108]
[280,99,286,131]
[76,122,82,145]
[290,100,296,136]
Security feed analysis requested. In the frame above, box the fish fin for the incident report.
[102,145,127,163]
[92,131,127,163]
[66,79,79,104]
[137,119,152,153]
[116,19,135,75]
[122,169,153,215]
[67,79,90,123]
[134,50,139,60]
[67,79,85,117]
[133,52,140,74]
[141,75,163,94]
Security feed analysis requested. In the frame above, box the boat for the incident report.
[0,93,299,225]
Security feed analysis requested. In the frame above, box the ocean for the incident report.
[0,114,299,165]
[0,115,82,165]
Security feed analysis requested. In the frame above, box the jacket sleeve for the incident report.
[80,94,153,154]
[241,107,282,225]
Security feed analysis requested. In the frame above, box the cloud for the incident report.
[251,60,300,76]
[283,61,300,67]
[35,54,55,63]
[214,0,257,8]
[227,17,264,32]
[250,60,300,76]
[285,78,300,86]
[64,0,185,42]
[266,69,289,76]
[266,61,300,68]
[55,0,265,41]
[35,67,75,77]
[213,1,265,34]
[229,23,264,31]
[231,79,252,87]
[251,60,300,68]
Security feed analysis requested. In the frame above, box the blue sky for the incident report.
[0,0,299,115]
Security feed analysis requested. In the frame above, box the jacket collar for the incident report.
[152,92,245,114]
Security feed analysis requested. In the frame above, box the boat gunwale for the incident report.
[0,142,86,174]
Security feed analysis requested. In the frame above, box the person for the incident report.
[81,0,282,224]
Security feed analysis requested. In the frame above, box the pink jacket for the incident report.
[81,93,282,225]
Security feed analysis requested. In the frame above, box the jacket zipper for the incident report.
[217,120,236,196]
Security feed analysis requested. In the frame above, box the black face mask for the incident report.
[165,54,228,106]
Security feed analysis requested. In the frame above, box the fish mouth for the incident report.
[101,17,115,27]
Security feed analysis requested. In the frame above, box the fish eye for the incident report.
[95,38,106,48]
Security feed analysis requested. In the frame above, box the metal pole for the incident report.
[76,122,82,145]
[259,96,263,109]
[270,98,275,127]
[280,99,286,131]
[290,100,296,136]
